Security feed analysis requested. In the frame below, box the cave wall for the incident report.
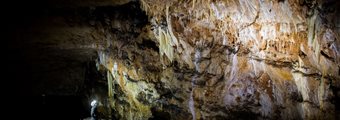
[6,0,340,119]
[98,0,340,119]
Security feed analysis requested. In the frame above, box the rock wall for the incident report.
[7,0,339,119]
[97,0,340,119]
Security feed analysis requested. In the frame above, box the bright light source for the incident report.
[91,100,98,107]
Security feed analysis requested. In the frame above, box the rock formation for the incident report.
[7,0,340,119]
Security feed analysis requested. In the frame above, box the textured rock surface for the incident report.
[7,0,340,119]
[107,0,339,119]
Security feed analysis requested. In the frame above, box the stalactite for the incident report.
[313,34,321,63]
[155,22,175,63]
[318,69,325,110]
[107,71,113,97]
[292,56,311,103]
[166,5,179,47]
[307,9,317,47]
[306,8,324,64]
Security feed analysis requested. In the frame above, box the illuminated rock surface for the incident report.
[6,0,340,119]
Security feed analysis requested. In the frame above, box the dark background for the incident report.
[4,0,97,119]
